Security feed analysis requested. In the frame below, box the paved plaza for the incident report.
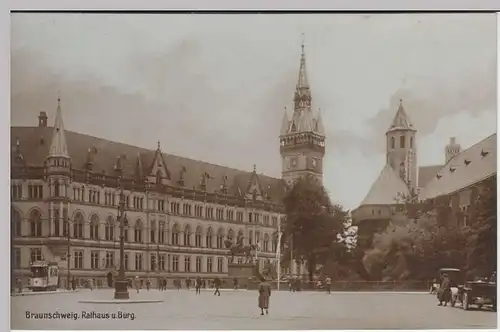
[11,289,496,330]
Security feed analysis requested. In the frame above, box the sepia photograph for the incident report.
[9,12,497,330]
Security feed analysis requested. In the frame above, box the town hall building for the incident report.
[10,44,325,288]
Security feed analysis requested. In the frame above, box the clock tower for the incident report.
[279,42,326,186]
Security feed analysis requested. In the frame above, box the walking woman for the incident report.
[258,277,271,316]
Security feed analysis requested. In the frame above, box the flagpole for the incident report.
[276,219,282,290]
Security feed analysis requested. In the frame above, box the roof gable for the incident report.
[360,164,410,206]
[147,142,171,185]
[245,166,264,200]
[420,133,496,200]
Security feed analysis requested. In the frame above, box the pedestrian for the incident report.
[258,277,271,316]
[175,279,181,291]
[87,278,94,291]
[288,279,292,292]
[233,277,238,290]
[134,276,140,294]
[16,278,22,294]
[71,277,77,291]
[325,276,332,294]
[146,278,151,291]
[213,277,221,296]
[438,274,451,306]
[195,276,202,295]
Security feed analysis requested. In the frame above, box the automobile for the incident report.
[462,278,497,311]
[435,268,464,307]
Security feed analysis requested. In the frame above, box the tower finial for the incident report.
[399,98,403,106]
[57,90,61,104]
[301,33,305,54]
[253,164,256,172]
[157,140,160,150]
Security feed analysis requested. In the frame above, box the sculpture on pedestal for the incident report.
[225,233,257,264]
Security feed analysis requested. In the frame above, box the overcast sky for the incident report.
[10,13,497,209]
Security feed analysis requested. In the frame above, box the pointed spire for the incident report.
[157,140,161,150]
[387,98,415,133]
[293,35,312,113]
[280,107,290,135]
[297,34,309,89]
[48,95,70,159]
[315,108,325,135]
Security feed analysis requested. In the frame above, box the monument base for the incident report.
[227,262,259,290]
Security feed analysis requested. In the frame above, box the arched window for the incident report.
[30,209,42,237]
[216,228,225,249]
[263,233,270,252]
[206,227,213,248]
[184,224,192,246]
[272,234,278,252]
[73,212,84,239]
[171,223,180,245]
[12,208,21,237]
[227,229,234,243]
[410,136,413,149]
[134,220,143,243]
[159,221,165,244]
[400,135,405,149]
[105,216,114,241]
[150,220,157,244]
[195,226,203,247]
[391,136,395,149]
[90,214,99,240]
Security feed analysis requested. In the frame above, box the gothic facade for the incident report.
[11,45,324,288]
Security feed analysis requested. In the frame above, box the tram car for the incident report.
[28,261,59,292]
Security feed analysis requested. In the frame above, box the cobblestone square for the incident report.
[11,289,497,330]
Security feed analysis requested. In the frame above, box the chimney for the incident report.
[38,111,48,128]
[445,136,461,164]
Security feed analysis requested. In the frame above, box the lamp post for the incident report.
[114,181,129,300]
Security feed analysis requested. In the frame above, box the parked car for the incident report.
[462,279,497,311]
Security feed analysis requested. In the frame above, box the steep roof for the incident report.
[360,164,410,206]
[420,133,497,200]
[48,98,69,158]
[387,99,416,133]
[10,126,286,203]
[417,165,443,188]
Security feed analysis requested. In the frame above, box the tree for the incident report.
[465,176,497,278]
[362,190,468,281]
[281,176,347,281]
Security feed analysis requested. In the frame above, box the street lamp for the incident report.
[113,181,129,300]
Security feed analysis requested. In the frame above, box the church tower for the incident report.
[280,42,325,187]
[46,96,72,241]
[386,99,417,191]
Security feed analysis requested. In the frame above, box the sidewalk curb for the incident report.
[11,290,80,297]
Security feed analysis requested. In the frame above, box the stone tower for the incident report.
[279,43,325,187]
[46,97,72,241]
[445,137,462,164]
[386,99,417,191]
